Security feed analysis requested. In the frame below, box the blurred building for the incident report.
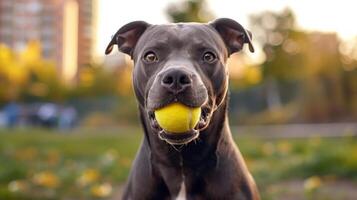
[0,0,98,82]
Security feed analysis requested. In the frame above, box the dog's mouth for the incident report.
[148,105,212,145]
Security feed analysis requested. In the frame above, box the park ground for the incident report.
[0,126,357,200]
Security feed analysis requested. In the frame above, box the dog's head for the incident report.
[106,18,254,145]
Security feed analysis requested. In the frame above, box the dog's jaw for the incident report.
[147,103,214,145]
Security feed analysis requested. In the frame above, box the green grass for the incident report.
[0,128,141,200]
[0,128,357,199]
[234,135,357,199]
[236,135,357,181]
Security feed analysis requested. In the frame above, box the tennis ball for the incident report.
[154,103,201,133]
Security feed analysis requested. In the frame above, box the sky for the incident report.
[97,0,357,57]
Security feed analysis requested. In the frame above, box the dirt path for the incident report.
[232,123,357,138]
[266,179,357,200]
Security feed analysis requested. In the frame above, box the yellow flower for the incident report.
[304,176,322,192]
[91,183,112,198]
[101,149,118,165]
[46,149,61,166]
[119,157,132,167]
[277,141,291,155]
[262,142,275,156]
[32,171,59,188]
[15,147,38,161]
[245,66,262,85]
[77,169,100,187]
[8,180,27,192]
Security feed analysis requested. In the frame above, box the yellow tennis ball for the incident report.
[154,103,201,133]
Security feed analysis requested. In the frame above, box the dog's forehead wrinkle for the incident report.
[141,24,220,47]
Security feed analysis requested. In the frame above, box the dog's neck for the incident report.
[138,95,230,167]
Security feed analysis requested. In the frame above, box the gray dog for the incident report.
[106,18,260,200]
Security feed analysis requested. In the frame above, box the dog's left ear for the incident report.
[105,21,151,57]
[210,18,254,55]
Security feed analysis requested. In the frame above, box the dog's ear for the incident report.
[105,21,150,57]
[210,18,254,55]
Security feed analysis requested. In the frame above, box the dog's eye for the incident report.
[203,52,217,63]
[144,52,158,63]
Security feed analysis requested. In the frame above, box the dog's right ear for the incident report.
[105,21,150,57]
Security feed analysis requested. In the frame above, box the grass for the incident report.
[234,135,357,199]
[0,128,141,200]
[0,127,356,199]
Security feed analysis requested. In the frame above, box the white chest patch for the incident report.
[175,181,187,200]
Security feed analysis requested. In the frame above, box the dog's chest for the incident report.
[175,181,187,200]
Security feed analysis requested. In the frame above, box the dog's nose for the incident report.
[161,69,192,93]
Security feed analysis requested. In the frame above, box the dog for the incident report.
[105,18,260,200]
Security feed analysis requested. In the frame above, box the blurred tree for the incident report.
[71,63,117,98]
[300,33,346,122]
[0,44,22,103]
[339,38,357,118]
[0,41,65,104]
[0,40,145,124]
[166,0,215,22]
[249,8,356,122]
[250,8,308,111]
[0,41,134,103]
[250,9,305,79]
[20,41,65,102]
